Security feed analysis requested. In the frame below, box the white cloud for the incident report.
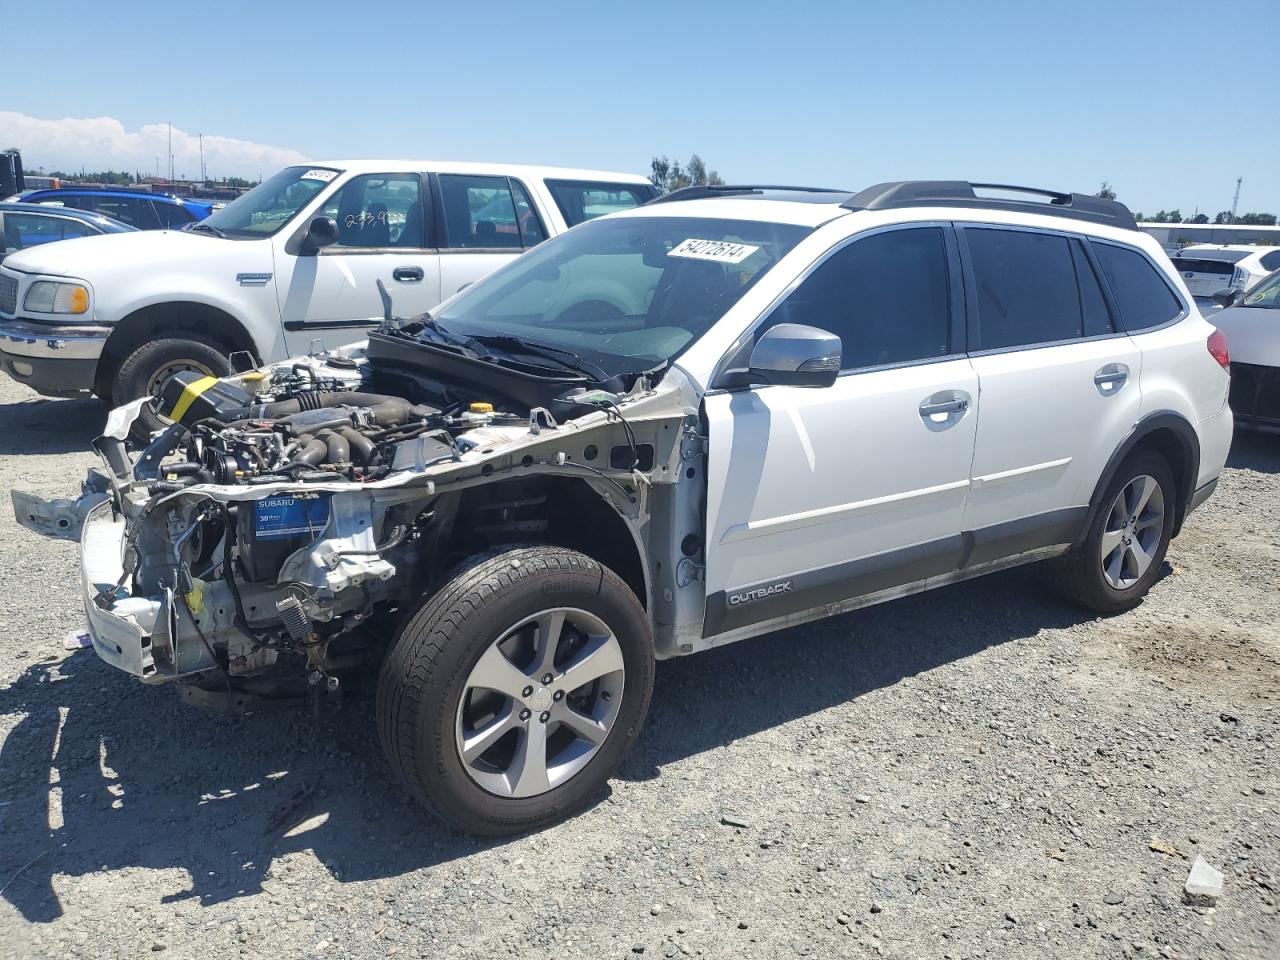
[0,112,307,180]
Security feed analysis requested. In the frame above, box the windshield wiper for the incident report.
[465,333,608,381]
[189,222,227,238]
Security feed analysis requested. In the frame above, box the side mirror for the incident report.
[303,216,339,252]
[742,323,842,388]
[1211,287,1243,309]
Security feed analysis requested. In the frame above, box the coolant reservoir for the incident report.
[238,370,271,396]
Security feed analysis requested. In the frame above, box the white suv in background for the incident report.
[15,180,1232,835]
[0,161,655,433]
[1171,243,1280,301]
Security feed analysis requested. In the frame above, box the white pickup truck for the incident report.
[0,161,656,432]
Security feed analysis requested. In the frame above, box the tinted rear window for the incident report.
[1260,250,1280,271]
[1091,241,1184,332]
[968,229,1081,350]
[1180,249,1249,264]
[1170,258,1235,275]
[546,180,658,226]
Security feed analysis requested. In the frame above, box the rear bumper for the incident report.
[0,317,108,395]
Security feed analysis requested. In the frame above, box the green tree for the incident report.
[1095,181,1116,201]
[649,153,723,193]
[1190,213,1210,224]
[1213,211,1234,225]
[1238,212,1277,226]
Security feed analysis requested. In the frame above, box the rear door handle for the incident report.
[392,265,424,282]
[1093,363,1130,395]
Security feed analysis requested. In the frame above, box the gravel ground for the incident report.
[0,375,1276,960]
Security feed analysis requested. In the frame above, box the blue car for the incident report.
[18,188,214,230]
[0,201,136,262]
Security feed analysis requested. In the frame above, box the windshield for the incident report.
[199,166,341,239]
[432,215,811,372]
[1242,270,1280,308]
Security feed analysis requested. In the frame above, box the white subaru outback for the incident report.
[13,180,1233,835]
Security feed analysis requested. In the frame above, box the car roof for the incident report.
[21,188,209,207]
[0,201,137,230]
[304,160,653,184]
[628,181,1145,234]
[1180,243,1280,254]
[622,195,851,227]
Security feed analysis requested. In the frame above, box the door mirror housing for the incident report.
[1210,287,1243,309]
[303,216,339,252]
[721,323,842,388]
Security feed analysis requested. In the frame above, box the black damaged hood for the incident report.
[365,327,659,412]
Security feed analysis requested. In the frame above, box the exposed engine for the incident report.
[148,359,527,490]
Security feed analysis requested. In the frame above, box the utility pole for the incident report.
[199,133,205,184]
[1231,177,1242,220]
[167,121,173,181]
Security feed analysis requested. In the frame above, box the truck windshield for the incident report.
[433,215,811,372]
[199,166,341,239]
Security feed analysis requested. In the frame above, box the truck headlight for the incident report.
[24,281,90,315]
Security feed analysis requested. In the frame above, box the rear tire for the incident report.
[1060,449,1176,615]
[109,335,230,440]
[376,546,654,836]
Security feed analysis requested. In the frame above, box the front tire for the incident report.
[376,547,654,836]
[1061,449,1176,614]
[110,335,231,440]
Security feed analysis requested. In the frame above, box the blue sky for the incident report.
[4,0,1277,217]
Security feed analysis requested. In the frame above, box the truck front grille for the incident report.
[0,274,17,316]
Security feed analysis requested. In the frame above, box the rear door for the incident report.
[959,225,1142,554]
[434,174,547,299]
[703,224,978,637]
[276,172,440,352]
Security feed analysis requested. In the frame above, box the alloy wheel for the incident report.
[454,607,625,798]
[1100,474,1165,590]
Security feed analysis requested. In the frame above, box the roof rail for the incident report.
[647,184,849,205]
[840,181,1138,230]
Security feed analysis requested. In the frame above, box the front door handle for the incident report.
[392,265,424,282]
[1093,363,1130,396]
[919,391,972,431]
[920,398,969,417]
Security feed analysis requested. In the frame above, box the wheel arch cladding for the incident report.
[95,302,258,399]
[1080,412,1200,544]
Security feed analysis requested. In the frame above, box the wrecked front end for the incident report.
[14,344,698,707]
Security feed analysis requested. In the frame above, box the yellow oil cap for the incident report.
[241,371,267,382]
[469,402,494,414]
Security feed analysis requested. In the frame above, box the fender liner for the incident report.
[1074,411,1200,547]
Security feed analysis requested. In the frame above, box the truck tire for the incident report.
[1059,449,1177,615]
[109,336,231,440]
[377,546,654,836]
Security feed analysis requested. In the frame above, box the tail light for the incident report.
[1207,327,1230,369]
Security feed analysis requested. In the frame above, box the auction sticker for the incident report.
[669,238,760,264]
[300,168,338,182]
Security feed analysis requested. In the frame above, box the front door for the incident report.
[276,172,440,353]
[702,225,978,637]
